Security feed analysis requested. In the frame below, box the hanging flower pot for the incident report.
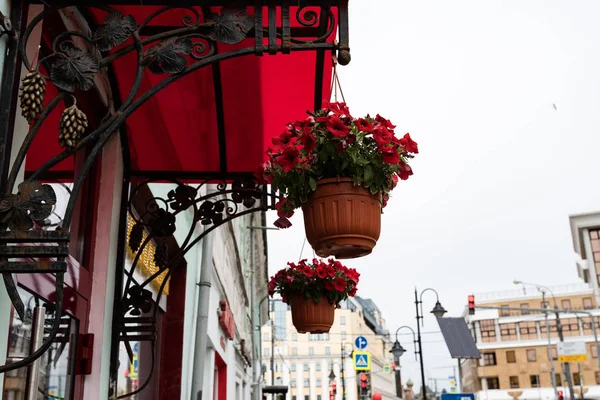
[257,102,418,259]
[302,177,381,259]
[269,258,360,334]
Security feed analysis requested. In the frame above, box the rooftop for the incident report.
[474,283,592,303]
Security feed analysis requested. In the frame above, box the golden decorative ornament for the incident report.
[59,99,88,149]
[19,71,46,124]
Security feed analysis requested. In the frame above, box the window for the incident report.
[293,396,297,400]
[555,373,562,386]
[500,305,510,316]
[509,376,519,389]
[292,348,298,356]
[304,363,309,371]
[487,377,500,389]
[304,397,309,400]
[325,347,331,355]
[317,396,322,400]
[316,378,322,386]
[500,323,517,340]
[527,349,536,362]
[584,297,594,310]
[592,344,598,358]
[291,364,296,372]
[340,316,346,325]
[304,379,309,387]
[521,303,530,315]
[341,331,347,340]
[561,299,572,309]
[291,380,297,388]
[316,363,321,371]
[292,332,297,341]
[264,348,270,357]
[530,375,540,388]
[263,333,269,341]
[309,347,314,356]
[328,361,333,371]
[309,333,330,341]
[573,373,581,386]
[595,371,600,385]
[483,352,497,366]
[480,320,497,342]
[552,346,558,360]
[506,350,516,363]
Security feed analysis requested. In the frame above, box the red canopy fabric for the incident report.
[25,5,335,178]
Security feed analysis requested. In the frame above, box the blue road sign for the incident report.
[133,343,139,353]
[441,394,474,400]
[353,351,371,370]
[355,336,368,349]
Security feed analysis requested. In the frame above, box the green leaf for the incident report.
[364,166,374,183]
[309,177,317,191]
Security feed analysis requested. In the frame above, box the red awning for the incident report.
[25,5,335,178]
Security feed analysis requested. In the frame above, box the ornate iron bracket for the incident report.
[0,0,348,383]
[0,10,15,39]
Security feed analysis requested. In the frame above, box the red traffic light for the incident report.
[468,295,475,315]
[360,373,368,381]
[332,382,337,390]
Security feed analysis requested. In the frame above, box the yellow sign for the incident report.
[383,365,392,374]
[130,356,139,378]
[558,354,588,363]
[354,351,371,371]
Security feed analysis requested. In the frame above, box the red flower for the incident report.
[349,286,358,297]
[274,216,292,229]
[299,129,317,154]
[381,146,400,164]
[399,133,418,154]
[275,198,294,218]
[398,162,413,180]
[355,118,374,133]
[303,266,315,278]
[326,102,352,118]
[324,281,335,291]
[326,266,336,278]
[347,268,360,283]
[391,173,399,188]
[316,266,328,279]
[373,127,394,147]
[382,193,389,208]
[333,277,347,292]
[375,114,396,129]
[276,147,300,172]
[326,116,351,138]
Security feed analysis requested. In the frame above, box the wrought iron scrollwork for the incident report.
[0,0,349,387]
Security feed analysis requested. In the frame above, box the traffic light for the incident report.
[558,390,564,400]
[468,295,475,315]
[360,373,369,396]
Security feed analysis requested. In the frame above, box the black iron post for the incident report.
[415,289,428,400]
[556,309,575,400]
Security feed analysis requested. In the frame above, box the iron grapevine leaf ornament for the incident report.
[144,37,193,74]
[0,181,57,231]
[50,43,100,92]
[207,8,254,45]
[93,12,137,51]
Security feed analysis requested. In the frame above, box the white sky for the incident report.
[265,0,600,392]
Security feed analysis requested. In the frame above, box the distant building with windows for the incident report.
[260,296,396,400]
[462,284,600,400]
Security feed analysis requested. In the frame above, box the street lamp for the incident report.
[415,288,446,400]
[329,370,336,381]
[390,326,418,399]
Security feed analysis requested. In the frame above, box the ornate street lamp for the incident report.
[415,288,446,400]
[390,326,418,399]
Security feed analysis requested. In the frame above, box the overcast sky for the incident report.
[265,0,600,392]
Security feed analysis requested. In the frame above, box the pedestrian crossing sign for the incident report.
[354,351,371,371]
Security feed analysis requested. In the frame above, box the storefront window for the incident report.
[3,287,78,399]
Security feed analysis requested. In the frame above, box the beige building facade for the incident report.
[261,297,397,400]
[463,284,600,400]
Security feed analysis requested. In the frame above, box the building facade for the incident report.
[463,284,600,400]
[261,297,397,400]
[569,211,600,304]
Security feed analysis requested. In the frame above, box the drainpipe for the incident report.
[191,217,215,400]
[250,227,260,400]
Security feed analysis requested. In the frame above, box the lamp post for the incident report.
[415,288,447,400]
[390,326,419,399]
[514,280,574,400]
[340,342,353,400]
[329,369,337,400]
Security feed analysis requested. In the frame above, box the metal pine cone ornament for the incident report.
[59,99,88,149]
[154,241,168,268]
[129,222,144,252]
[19,71,46,124]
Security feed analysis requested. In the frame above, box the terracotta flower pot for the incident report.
[302,177,382,259]
[290,296,335,334]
